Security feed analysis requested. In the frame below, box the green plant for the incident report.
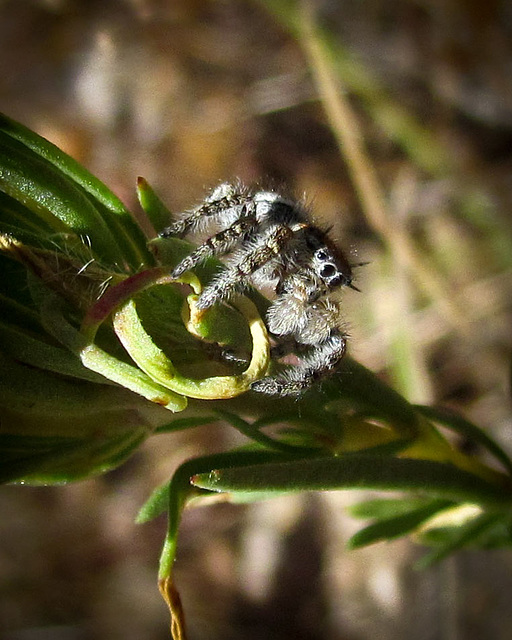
[1,112,511,639]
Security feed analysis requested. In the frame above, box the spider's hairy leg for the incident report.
[250,329,347,396]
[196,225,297,310]
[202,341,250,369]
[253,287,347,395]
[171,217,258,278]
[159,182,251,238]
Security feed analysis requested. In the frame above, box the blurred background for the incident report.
[1,0,512,638]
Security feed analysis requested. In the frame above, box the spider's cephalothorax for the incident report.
[160,182,357,396]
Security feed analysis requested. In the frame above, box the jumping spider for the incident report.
[160,182,359,396]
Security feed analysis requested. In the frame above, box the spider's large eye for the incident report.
[320,264,336,279]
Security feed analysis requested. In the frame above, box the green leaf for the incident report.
[136,481,171,524]
[112,292,269,400]
[0,321,108,383]
[157,449,304,580]
[0,290,45,340]
[318,358,418,437]
[349,497,434,520]
[0,190,56,238]
[0,434,89,484]
[214,410,320,454]
[21,278,189,412]
[0,350,134,415]
[191,455,511,505]
[80,343,188,412]
[136,176,173,234]
[0,427,148,484]
[0,253,50,322]
[415,405,512,476]
[0,112,152,269]
[0,130,127,267]
[416,512,507,568]
[348,499,455,549]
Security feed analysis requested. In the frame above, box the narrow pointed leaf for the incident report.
[137,176,173,234]
[349,497,435,520]
[417,513,506,568]
[0,132,128,265]
[0,112,152,268]
[348,499,454,549]
[192,455,511,505]
[415,405,512,476]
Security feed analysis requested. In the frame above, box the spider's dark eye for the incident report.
[315,249,329,261]
[320,264,336,278]
[328,275,344,288]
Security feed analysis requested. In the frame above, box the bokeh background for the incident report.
[1,1,512,639]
